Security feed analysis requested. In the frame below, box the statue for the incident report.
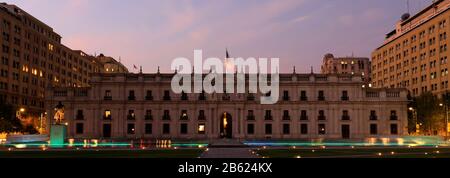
[53,102,65,125]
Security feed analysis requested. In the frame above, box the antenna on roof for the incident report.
[407,0,410,14]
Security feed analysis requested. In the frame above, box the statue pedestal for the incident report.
[50,124,67,148]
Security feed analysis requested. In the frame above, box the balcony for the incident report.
[181,96,189,101]
[199,95,206,101]
[282,96,290,101]
[370,115,378,121]
[282,115,291,121]
[145,96,154,101]
[145,115,153,120]
[300,115,308,121]
[247,95,255,101]
[342,115,350,121]
[318,96,325,101]
[390,115,398,120]
[104,96,112,101]
[127,115,136,120]
[318,115,326,121]
[162,115,171,121]
[300,96,308,101]
[265,115,273,120]
[247,115,255,121]
[128,96,136,101]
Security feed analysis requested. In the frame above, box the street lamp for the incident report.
[409,107,419,135]
[439,103,449,139]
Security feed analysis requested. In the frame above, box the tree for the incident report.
[414,92,445,135]
[0,103,22,133]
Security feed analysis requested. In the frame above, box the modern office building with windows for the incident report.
[0,3,127,126]
[372,0,450,97]
[46,72,409,140]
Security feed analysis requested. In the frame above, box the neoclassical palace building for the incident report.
[46,72,409,140]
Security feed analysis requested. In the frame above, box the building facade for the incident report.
[46,73,409,140]
[372,0,450,97]
[0,3,128,123]
[321,53,371,82]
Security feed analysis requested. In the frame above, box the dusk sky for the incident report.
[6,0,432,73]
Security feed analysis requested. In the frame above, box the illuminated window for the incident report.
[127,124,135,135]
[198,124,205,134]
[22,65,29,72]
[48,44,54,51]
[104,110,111,120]
[318,124,326,135]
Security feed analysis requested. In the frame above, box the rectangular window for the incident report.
[164,90,171,101]
[145,110,153,120]
[283,124,290,135]
[391,124,398,135]
[76,123,84,134]
[390,110,398,120]
[104,90,112,100]
[128,90,135,100]
[180,110,188,120]
[370,110,377,120]
[300,91,307,101]
[247,124,254,135]
[342,110,350,120]
[180,123,188,135]
[318,124,326,135]
[163,124,170,134]
[370,124,378,135]
[127,124,135,135]
[198,124,205,134]
[104,110,111,120]
[146,90,153,100]
[198,110,206,120]
[283,91,290,101]
[265,110,272,120]
[297,110,306,121]
[76,110,84,120]
[163,110,170,120]
[265,124,272,135]
[300,124,308,135]
[283,110,290,120]
[318,91,325,101]
[128,110,135,120]
[145,124,152,134]
[318,110,326,120]
[342,91,349,101]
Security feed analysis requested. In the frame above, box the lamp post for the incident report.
[409,107,418,135]
[439,103,449,139]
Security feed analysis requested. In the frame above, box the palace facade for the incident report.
[46,72,409,140]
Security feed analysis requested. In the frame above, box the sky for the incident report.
[5,0,432,73]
